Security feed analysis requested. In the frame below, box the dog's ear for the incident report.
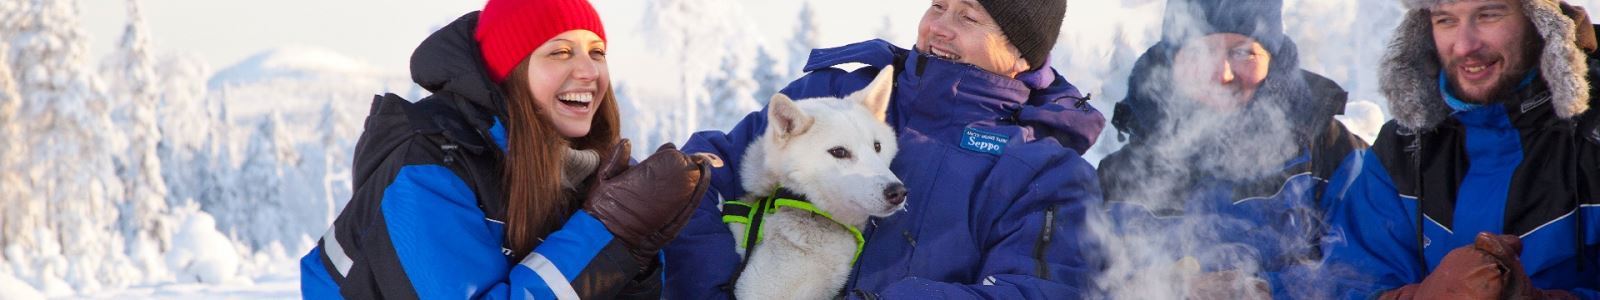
[849,65,895,122]
[767,93,814,140]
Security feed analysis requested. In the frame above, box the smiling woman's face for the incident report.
[523,29,609,138]
[916,0,1028,78]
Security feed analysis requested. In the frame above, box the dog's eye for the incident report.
[873,141,881,153]
[828,147,852,159]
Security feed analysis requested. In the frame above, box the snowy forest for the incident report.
[1,0,1595,298]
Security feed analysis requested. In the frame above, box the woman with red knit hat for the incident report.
[299,0,717,298]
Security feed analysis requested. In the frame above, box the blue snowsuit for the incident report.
[661,39,1109,299]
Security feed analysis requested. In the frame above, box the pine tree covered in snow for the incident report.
[0,0,139,292]
[100,0,173,254]
[787,1,821,78]
[150,52,219,209]
[318,101,353,222]
[212,111,306,249]
[623,0,770,155]
[750,46,787,105]
[0,18,30,273]
[705,50,762,130]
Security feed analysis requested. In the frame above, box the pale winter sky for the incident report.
[76,0,1600,79]
[79,0,929,76]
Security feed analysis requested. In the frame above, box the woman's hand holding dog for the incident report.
[583,139,718,270]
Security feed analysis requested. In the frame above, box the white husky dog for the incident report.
[724,66,907,300]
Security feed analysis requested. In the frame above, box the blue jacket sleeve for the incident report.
[872,155,1105,299]
[660,110,762,299]
[1319,150,1429,300]
[662,66,880,299]
[303,164,654,300]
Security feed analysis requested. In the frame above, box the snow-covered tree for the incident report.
[100,0,172,252]
[0,29,32,262]
[788,1,821,77]
[317,101,352,223]
[750,46,787,105]
[705,51,762,128]
[1,0,137,290]
[214,111,300,248]
[628,0,769,155]
[152,53,216,208]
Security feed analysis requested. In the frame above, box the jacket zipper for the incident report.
[1034,205,1057,280]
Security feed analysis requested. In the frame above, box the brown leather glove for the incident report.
[1476,234,1581,300]
[1562,2,1598,54]
[583,139,717,266]
[1381,233,1579,300]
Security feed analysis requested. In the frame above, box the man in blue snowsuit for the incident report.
[1096,0,1366,298]
[661,0,1110,298]
[1320,0,1600,298]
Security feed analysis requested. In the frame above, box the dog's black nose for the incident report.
[884,183,907,205]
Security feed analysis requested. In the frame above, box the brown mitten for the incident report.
[1380,233,1509,300]
[1473,234,1580,300]
[583,140,717,266]
[1381,233,1580,300]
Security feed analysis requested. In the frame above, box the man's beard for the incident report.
[1444,32,1543,103]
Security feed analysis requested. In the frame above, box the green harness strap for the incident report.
[721,186,866,264]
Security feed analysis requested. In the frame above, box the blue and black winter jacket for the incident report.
[1321,66,1600,299]
[661,39,1109,299]
[300,12,657,299]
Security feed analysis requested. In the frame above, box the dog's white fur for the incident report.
[728,66,905,300]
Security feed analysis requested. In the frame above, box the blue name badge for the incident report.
[960,127,1009,155]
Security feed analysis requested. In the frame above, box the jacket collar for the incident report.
[892,50,1104,153]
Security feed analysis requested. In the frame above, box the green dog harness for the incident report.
[721,186,866,264]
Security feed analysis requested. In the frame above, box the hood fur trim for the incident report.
[1382,0,1590,130]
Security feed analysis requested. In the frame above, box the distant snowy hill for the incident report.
[207,46,388,88]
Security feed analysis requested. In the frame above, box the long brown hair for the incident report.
[499,58,620,261]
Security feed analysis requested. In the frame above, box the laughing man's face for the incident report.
[1430,0,1539,103]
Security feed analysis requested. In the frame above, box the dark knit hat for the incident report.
[475,0,607,84]
[975,0,1066,71]
[1159,0,1285,53]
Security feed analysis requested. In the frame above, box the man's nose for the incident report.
[1451,25,1486,58]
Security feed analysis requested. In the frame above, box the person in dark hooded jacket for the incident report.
[1096,0,1366,298]
[298,0,717,298]
[661,0,1109,299]
[1319,0,1600,298]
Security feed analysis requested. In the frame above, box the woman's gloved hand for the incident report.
[582,139,720,269]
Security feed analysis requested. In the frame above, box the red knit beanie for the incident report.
[475,0,607,84]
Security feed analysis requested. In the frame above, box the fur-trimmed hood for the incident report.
[1382,0,1591,130]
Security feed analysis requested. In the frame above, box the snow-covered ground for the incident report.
[5,0,1599,298]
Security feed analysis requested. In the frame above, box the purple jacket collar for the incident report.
[894,48,1104,154]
